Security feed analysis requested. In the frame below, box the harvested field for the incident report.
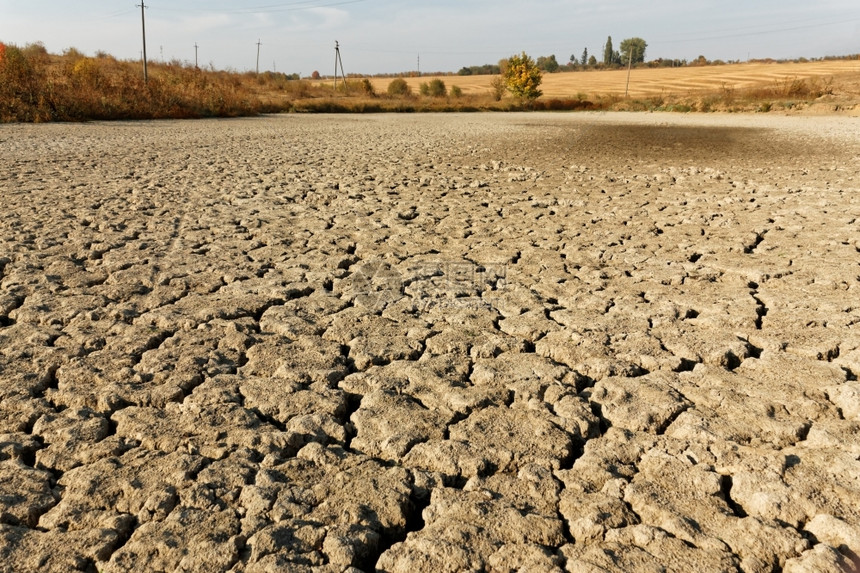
[371,60,860,112]
[1,112,860,572]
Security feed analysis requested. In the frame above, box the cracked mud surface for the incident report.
[1,112,859,572]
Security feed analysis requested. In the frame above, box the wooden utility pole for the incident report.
[256,39,262,74]
[194,43,198,68]
[625,46,633,97]
[138,2,148,82]
[333,41,346,90]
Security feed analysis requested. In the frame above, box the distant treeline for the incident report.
[357,53,860,80]
[457,64,502,76]
[450,52,860,77]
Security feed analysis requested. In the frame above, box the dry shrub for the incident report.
[0,43,48,121]
[0,44,265,121]
[387,78,411,97]
[786,78,810,97]
[427,78,447,97]
[490,76,506,101]
[360,78,375,96]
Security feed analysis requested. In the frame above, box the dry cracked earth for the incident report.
[1,112,859,573]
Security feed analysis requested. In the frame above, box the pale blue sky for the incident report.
[1,1,858,75]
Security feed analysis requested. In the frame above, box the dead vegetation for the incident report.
[1,41,858,122]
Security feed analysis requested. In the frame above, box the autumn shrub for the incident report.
[0,43,48,121]
[786,78,810,98]
[360,78,375,96]
[490,76,506,101]
[427,78,447,97]
[387,77,411,96]
[284,79,312,98]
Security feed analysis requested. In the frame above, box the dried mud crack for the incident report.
[1,113,860,572]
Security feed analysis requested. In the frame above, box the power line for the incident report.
[94,8,137,21]
[152,0,366,15]
[654,15,860,44]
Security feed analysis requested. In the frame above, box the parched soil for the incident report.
[1,112,859,572]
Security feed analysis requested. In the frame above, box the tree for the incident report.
[536,54,559,73]
[619,37,647,64]
[580,48,588,66]
[588,55,597,67]
[503,51,542,100]
[603,36,613,66]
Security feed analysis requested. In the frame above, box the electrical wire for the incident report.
[150,0,366,15]
[655,14,860,44]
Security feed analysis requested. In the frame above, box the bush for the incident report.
[450,85,462,98]
[0,44,48,121]
[360,78,375,96]
[490,76,506,101]
[387,77,411,96]
[427,78,447,97]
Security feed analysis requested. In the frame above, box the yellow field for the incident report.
[369,60,860,99]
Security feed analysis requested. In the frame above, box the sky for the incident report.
[1,1,858,75]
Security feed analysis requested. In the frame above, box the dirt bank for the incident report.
[1,112,859,572]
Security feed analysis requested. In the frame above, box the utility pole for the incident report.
[256,39,262,74]
[417,53,420,76]
[194,43,198,68]
[625,45,633,97]
[333,41,346,90]
[138,2,148,82]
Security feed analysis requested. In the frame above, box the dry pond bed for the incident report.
[1,112,859,572]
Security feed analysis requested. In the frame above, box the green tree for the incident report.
[603,36,613,66]
[580,47,588,66]
[503,52,542,100]
[619,37,648,64]
[536,54,559,73]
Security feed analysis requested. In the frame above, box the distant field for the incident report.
[369,60,860,99]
